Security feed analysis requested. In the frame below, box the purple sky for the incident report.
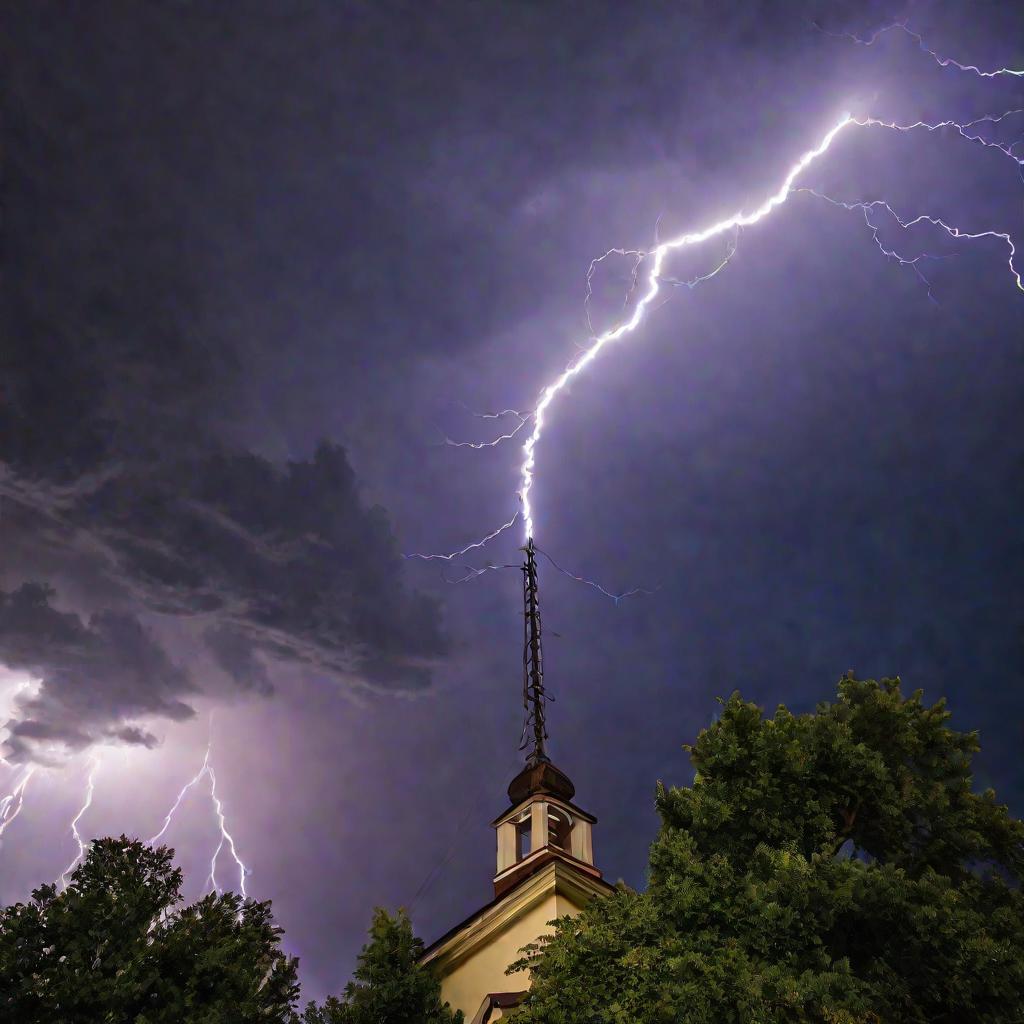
[3,0,1023,1003]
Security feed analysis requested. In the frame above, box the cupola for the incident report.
[491,757,599,897]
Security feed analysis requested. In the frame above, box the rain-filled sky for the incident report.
[3,0,1023,1002]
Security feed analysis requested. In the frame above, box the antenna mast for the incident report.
[521,537,549,765]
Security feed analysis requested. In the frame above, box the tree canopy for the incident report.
[298,908,462,1024]
[0,835,299,1024]
[512,675,1024,1023]
[0,835,458,1024]
[3,677,1021,1022]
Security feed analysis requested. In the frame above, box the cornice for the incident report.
[492,845,603,898]
[490,793,598,829]
[421,859,612,974]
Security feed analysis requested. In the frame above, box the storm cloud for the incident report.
[0,442,446,763]
[3,1,1022,1000]
[0,583,192,764]
[1,3,451,765]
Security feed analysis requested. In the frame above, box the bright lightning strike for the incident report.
[409,121,858,560]
[519,114,1024,540]
[205,765,247,897]
[0,766,35,841]
[585,247,645,337]
[149,736,250,897]
[423,236,737,473]
[405,511,520,562]
[415,98,1023,584]
[858,111,1024,175]
[148,745,211,846]
[471,407,532,419]
[819,193,954,303]
[657,230,739,292]
[801,188,1023,294]
[58,756,99,889]
[442,560,520,585]
[520,112,859,541]
[825,21,1024,78]
[535,546,659,604]
[443,410,533,450]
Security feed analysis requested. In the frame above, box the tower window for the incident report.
[547,807,572,852]
[514,810,532,861]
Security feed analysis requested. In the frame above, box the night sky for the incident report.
[3,0,1023,1003]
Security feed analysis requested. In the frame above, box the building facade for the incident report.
[421,757,613,1021]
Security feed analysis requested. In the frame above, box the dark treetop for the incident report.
[512,676,1024,1023]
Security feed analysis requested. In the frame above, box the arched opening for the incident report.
[547,805,572,852]
[513,809,532,861]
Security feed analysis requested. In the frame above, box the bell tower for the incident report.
[421,538,612,1021]
[491,756,600,896]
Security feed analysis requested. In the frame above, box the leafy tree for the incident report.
[0,835,299,1024]
[299,908,462,1024]
[512,676,1024,1023]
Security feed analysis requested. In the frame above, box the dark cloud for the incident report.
[0,584,193,764]
[0,441,447,763]
[1,3,451,765]
[2,0,1022,1002]
[81,443,446,686]
[203,627,273,696]
[108,725,160,749]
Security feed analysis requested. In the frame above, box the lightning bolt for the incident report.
[587,231,739,340]
[148,744,212,846]
[822,21,1024,78]
[58,756,99,888]
[205,764,247,897]
[585,247,646,336]
[405,511,520,562]
[657,230,739,292]
[0,678,38,770]
[519,111,1023,540]
[0,766,35,841]
[858,111,1024,177]
[442,410,533,449]
[534,546,659,604]
[443,561,519,585]
[520,112,858,541]
[409,86,1024,593]
[148,732,250,897]
[799,187,1022,295]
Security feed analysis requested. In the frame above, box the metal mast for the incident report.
[521,537,549,765]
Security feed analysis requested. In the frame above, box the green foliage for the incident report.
[512,676,1024,1023]
[0,835,299,1024]
[298,908,462,1024]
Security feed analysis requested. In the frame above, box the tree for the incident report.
[299,908,462,1024]
[0,835,299,1024]
[512,676,1024,1023]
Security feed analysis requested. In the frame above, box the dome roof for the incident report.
[506,759,575,805]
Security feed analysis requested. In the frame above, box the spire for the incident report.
[521,538,548,765]
[490,538,604,900]
[511,537,576,804]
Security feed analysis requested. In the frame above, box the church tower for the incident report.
[420,540,613,1022]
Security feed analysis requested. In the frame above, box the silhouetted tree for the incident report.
[299,908,462,1024]
[0,836,299,1024]
[513,676,1024,1023]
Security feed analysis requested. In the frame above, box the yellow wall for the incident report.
[438,890,583,1017]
